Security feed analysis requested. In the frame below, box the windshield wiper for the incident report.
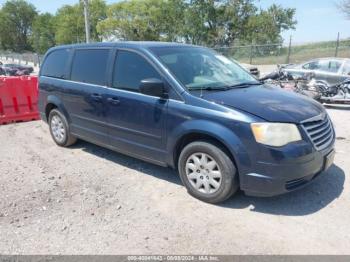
[228,81,263,89]
[188,86,230,91]
[187,81,262,92]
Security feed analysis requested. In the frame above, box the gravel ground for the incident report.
[0,106,349,255]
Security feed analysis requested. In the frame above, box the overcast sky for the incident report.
[1,0,349,44]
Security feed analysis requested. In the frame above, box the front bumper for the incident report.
[240,142,335,197]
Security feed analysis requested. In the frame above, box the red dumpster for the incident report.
[0,76,40,125]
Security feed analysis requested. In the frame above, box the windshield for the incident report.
[150,46,258,90]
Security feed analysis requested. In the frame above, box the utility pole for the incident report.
[335,32,340,57]
[286,35,292,64]
[82,0,91,43]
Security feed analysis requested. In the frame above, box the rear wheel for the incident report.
[48,109,77,147]
[178,141,238,203]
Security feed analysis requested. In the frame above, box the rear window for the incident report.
[41,49,70,79]
[71,49,110,85]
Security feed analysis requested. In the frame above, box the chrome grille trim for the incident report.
[301,113,334,151]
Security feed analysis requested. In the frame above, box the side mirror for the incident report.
[139,78,167,98]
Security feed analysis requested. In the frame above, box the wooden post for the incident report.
[249,41,253,65]
[335,32,340,57]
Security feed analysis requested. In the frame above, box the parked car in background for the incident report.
[0,66,6,75]
[0,65,17,76]
[283,58,350,85]
[2,63,34,74]
[240,63,260,78]
[0,62,33,76]
[39,42,335,203]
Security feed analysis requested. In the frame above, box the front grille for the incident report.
[302,114,334,150]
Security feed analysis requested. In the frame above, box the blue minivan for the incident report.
[39,42,335,203]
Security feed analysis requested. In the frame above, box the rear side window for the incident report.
[342,61,350,75]
[113,50,160,92]
[41,49,70,79]
[328,60,341,73]
[71,49,110,85]
[315,60,341,73]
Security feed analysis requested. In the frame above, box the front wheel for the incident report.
[178,141,238,204]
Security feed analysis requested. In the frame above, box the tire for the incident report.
[48,109,77,147]
[178,141,238,204]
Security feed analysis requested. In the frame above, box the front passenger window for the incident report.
[113,51,161,92]
[303,61,319,70]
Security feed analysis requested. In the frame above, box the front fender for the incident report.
[167,119,251,172]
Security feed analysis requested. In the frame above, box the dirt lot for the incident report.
[0,106,349,255]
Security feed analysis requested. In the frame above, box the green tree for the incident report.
[0,0,297,52]
[97,0,164,41]
[182,0,296,47]
[55,0,107,45]
[245,4,296,45]
[31,13,56,54]
[98,0,295,47]
[88,0,108,41]
[217,0,257,46]
[0,0,37,52]
[338,0,350,18]
[156,0,186,42]
[55,4,84,44]
[182,0,219,45]
[97,0,186,41]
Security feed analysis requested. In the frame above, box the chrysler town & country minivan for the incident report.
[39,42,335,203]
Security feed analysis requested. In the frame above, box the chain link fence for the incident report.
[0,38,349,71]
[214,39,350,65]
[0,52,43,68]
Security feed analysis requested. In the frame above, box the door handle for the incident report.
[107,97,120,105]
[91,93,102,102]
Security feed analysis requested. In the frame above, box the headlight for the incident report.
[251,123,302,147]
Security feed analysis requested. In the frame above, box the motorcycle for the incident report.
[260,65,350,104]
[259,65,320,99]
[310,78,350,104]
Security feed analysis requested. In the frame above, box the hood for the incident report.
[190,85,325,123]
